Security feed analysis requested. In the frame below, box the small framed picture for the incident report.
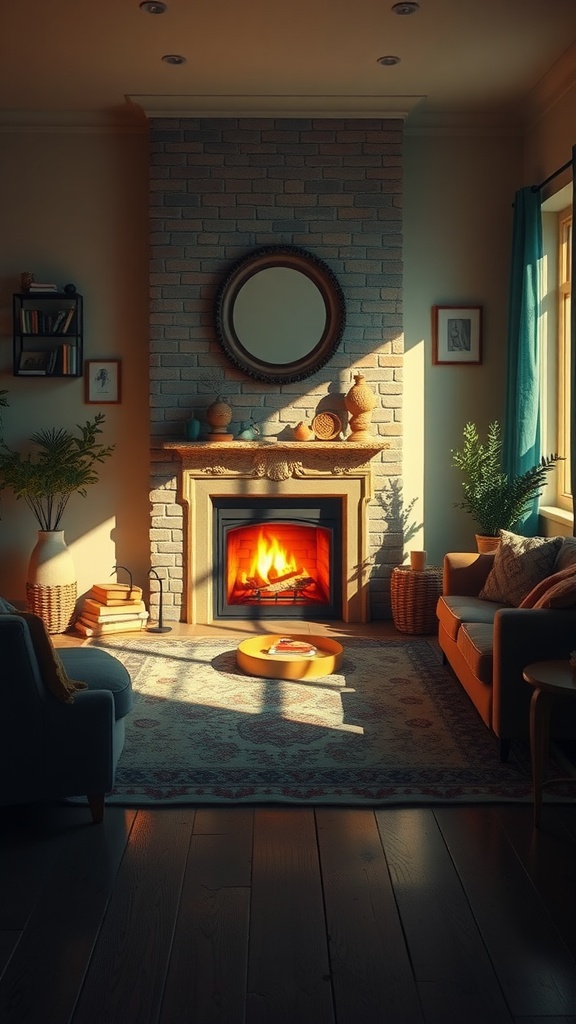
[432,306,482,365]
[85,360,121,404]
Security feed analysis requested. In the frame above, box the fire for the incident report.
[248,528,300,585]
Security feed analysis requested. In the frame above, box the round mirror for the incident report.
[215,245,346,383]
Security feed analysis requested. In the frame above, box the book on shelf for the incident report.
[90,583,144,604]
[60,307,75,333]
[74,615,149,638]
[82,597,147,620]
[27,283,58,292]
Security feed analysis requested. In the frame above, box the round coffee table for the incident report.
[236,634,343,680]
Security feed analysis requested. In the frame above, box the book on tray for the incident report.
[267,637,318,657]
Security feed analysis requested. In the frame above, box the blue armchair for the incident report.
[0,613,133,822]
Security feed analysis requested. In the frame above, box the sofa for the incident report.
[436,531,576,760]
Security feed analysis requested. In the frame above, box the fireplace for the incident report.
[214,497,342,619]
[163,439,388,625]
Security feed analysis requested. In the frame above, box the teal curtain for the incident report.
[503,186,543,534]
[571,146,576,535]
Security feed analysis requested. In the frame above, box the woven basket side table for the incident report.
[390,565,443,635]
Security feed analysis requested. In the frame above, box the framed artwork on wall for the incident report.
[432,306,482,365]
[85,360,121,404]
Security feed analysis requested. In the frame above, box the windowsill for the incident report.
[539,505,574,531]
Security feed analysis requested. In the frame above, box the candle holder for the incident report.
[147,568,172,633]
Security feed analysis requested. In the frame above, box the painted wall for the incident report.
[0,129,151,604]
[403,131,523,560]
[0,84,573,612]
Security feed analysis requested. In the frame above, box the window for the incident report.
[557,206,572,511]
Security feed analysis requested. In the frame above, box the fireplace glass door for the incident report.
[214,498,342,619]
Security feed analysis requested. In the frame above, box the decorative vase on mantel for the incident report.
[26,530,77,634]
[344,372,377,441]
[206,397,234,442]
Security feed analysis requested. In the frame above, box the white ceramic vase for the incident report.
[26,530,77,633]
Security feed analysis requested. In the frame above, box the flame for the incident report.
[248,528,298,584]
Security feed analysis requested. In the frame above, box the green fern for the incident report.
[451,421,562,536]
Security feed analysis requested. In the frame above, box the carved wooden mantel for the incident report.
[162,439,390,624]
[163,439,389,484]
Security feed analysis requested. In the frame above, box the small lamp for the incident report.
[147,568,172,633]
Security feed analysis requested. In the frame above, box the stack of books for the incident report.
[27,282,59,292]
[74,582,148,637]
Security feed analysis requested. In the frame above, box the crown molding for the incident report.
[128,93,425,120]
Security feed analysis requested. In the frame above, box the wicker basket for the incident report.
[390,565,443,635]
[26,582,77,634]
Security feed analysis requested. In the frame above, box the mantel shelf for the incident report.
[162,439,390,456]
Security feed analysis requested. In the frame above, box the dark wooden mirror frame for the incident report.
[215,245,346,384]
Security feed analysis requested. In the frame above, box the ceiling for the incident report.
[2,0,576,129]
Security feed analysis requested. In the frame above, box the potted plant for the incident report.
[0,411,115,632]
[451,421,562,551]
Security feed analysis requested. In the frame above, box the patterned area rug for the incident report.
[91,636,568,805]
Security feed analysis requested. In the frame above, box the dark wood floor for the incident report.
[1,799,576,1024]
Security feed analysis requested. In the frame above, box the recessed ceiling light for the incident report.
[377,55,401,66]
[140,1,167,12]
[162,54,187,65]
[392,1,420,13]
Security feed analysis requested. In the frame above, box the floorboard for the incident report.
[436,805,576,1018]
[317,806,423,1024]
[159,809,253,1024]
[247,808,334,1024]
[376,806,514,1023]
[0,806,136,1024]
[70,808,194,1024]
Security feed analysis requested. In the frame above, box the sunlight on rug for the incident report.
[91,636,568,805]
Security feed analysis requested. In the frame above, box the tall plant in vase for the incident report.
[0,412,115,633]
[451,421,562,550]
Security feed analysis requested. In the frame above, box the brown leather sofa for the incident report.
[436,548,576,760]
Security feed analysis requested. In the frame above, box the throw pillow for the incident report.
[0,597,18,613]
[520,562,576,608]
[478,530,563,607]
[553,536,576,573]
[18,611,87,703]
[531,576,576,609]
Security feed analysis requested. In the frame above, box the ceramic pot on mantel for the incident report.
[26,530,77,634]
[344,372,377,441]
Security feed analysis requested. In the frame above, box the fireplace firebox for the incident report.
[214,497,342,619]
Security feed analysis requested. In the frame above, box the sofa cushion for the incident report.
[436,594,504,642]
[478,530,563,607]
[520,562,576,609]
[457,622,494,686]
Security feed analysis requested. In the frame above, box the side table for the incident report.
[390,565,443,635]
[522,660,576,826]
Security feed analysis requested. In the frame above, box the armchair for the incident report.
[0,613,133,822]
